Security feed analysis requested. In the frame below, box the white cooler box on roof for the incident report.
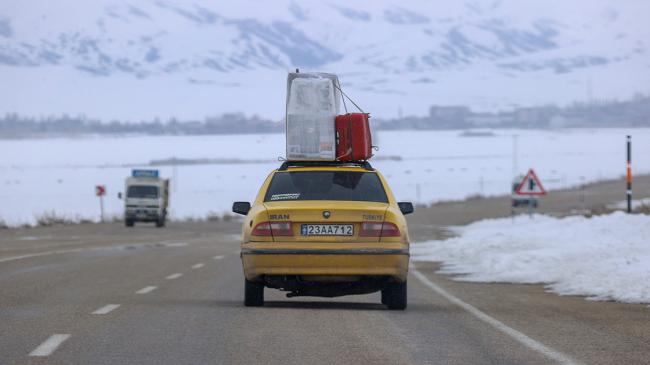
[285,72,341,161]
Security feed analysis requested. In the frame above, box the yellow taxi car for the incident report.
[232,161,413,310]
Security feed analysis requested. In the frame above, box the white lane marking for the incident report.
[412,269,579,365]
[0,249,85,263]
[191,263,205,269]
[0,242,175,264]
[213,255,224,260]
[162,242,188,247]
[166,273,183,280]
[92,304,121,315]
[29,334,70,357]
[135,286,157,294]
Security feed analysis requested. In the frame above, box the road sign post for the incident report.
[95,185,106,222]
[514,169,547,218]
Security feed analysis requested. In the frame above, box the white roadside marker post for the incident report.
[627,135,632,213]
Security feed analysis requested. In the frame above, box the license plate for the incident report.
[300,224,354,236]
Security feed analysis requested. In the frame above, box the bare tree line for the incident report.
[1,94,649,138]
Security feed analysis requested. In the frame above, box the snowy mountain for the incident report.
[0,0,649,120]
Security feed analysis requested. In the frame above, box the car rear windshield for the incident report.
[264,171,388,203]
[127,185,159,199]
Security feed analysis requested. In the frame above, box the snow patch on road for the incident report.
[412,212,650,304]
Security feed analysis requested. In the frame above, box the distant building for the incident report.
[514,106,559,127]
[429,106,470,127]
[468,113,504,127]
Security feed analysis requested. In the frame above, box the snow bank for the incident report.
[412,212,650,304]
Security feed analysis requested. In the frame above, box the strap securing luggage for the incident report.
[333,80,365,114]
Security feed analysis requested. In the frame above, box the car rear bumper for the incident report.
[241,243,409,282]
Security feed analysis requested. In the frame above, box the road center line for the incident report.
[412,269,579,365]
[191,263,205,269]
[92,304,121,315]
[166,273,183,280]
[136,286,157,294]
[213,255,224,260]
[29,334,70,357]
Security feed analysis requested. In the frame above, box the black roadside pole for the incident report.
[627,135,632,213]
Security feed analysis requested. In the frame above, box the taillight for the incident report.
[360,222,383,237]
[379,222,401,237]
[270,221,293,236]
[360,222,401,238]
[252,222,272,236]
[251,221,293,236]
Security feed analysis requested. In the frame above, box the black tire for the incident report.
[244,279,264,307]
[156,216,165,228]
[382,281,407,310]
[125,219,134,227]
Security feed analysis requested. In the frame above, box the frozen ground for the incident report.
[1,128,649,226]
[412,212,650,304]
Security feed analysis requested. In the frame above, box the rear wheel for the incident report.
[382,281,407,310]
[244,279,264,307]
[125,219,134,227]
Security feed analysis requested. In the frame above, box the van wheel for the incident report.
[244,279,264,307]
[382,281,407,310]
[125,219,134,227]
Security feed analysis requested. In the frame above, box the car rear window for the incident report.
[264,171,388,203]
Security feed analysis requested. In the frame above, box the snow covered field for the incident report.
[412,212,650,304]
[1,128,648,226]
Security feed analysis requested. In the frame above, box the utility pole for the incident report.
[173,159,178,193]
[512,134,519,178]
[579,176,586,211]
[627,135,632,213]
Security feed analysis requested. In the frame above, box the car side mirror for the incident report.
[232,202,251,216]
[117,192,123,200]
[398,202,414,215]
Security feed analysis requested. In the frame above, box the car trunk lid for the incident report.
[262,201,388,242]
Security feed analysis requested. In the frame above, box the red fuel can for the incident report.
[335,113,373,161]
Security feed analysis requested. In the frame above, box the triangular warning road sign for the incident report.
[515,169,547,196]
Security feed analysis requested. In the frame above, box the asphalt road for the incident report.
[1,176,650,365]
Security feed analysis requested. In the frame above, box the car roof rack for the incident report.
[278,160,374,171]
